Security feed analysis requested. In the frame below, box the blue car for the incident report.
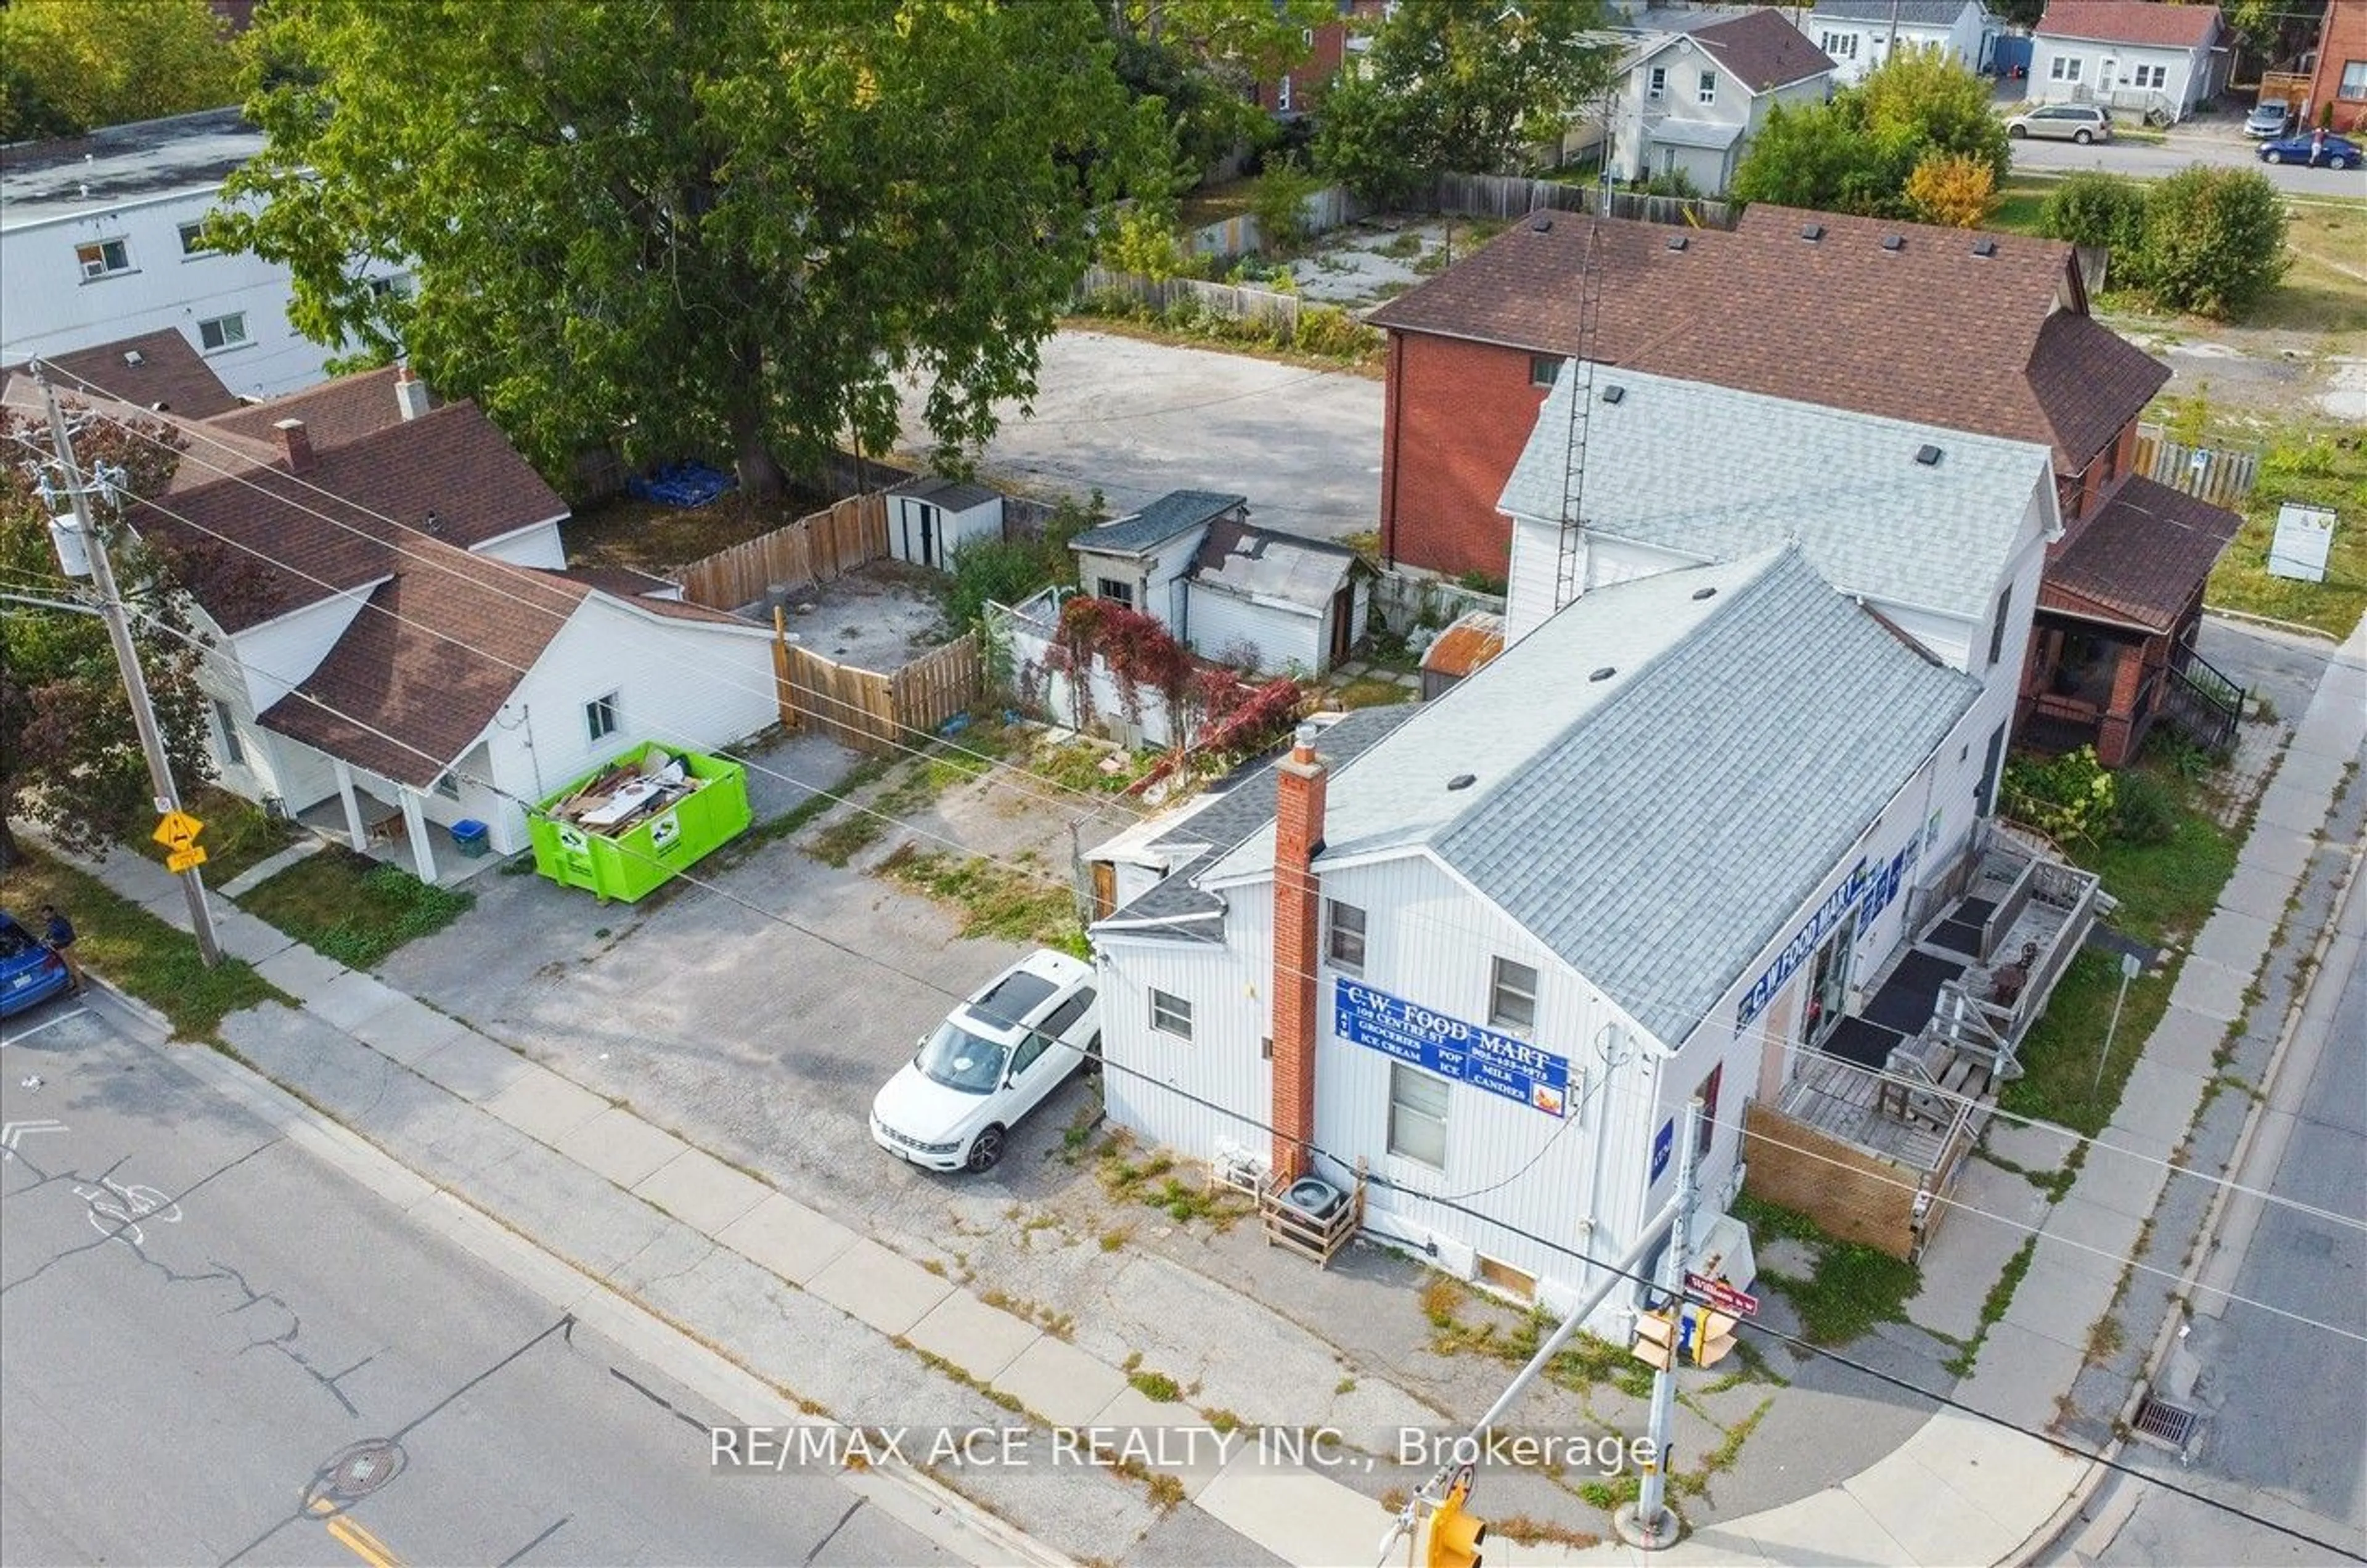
[0,910,75,1018]
[2256,132,2360,169]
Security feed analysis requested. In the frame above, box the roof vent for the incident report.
[1531,214,1553,233]
[1666,234,1689,251]
[1971,236,1998,258]
[424,508,444,534]
[1691,586,1717,600]
[1447,772,1478,791]
[1602,385,1625,405]
[1915,444,1944,467]
[1588,666,1617,682]
[1881,234,1905,253]
[123,349,145,367]
[1800,223,1824,242]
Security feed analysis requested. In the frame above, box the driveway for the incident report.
[893,329,1384,544]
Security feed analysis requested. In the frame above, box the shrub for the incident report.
[2137,165,2289,319]
[2001,745,2117,844]
[1902,150,1997,228]
[1249,154,1322,256]
[2113,769,2179,845]
[2040,170,2151,259]
[1295,303,1380,359]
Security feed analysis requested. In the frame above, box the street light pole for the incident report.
[1618,1095,1702,1550]
[34,365,223,968]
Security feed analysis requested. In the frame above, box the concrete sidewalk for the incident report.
[41,616,2361,1567]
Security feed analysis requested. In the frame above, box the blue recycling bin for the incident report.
[449,818,491,858]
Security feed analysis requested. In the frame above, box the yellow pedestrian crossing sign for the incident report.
[166,845,209,873]
[153,809,204,851]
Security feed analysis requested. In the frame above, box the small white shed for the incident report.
[1184,518,1370,676]
[1069,490,1248,629]
[887,476,1005,571]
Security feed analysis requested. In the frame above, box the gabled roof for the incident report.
[15,329,241,419]
[1097,707,1415,939]
[1367,203,2167,472]
[1075,490,1246,555]
[1202,550,1979,1043]
[1189,518,1360,613]
[1810,0,1977,25]
[1687,7,1838,91]
[2036,1,2222,48]
[1499,365,2055,619]
[2041,473,2241,632]
[208,366,429,455]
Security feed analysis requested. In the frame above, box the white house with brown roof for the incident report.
[1609,8,1838,192]
[2029,0,2229,120]
[9,344,779,883]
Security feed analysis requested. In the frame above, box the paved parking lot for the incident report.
[893,329,1385,544]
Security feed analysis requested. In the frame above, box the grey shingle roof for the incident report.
[1499,365,2053,620]
[1074,490,1246,555]
[1809,0,1976,25]
[890,475,1002,512]
[1099,707,1414,939]
[1190,519,1360,612]
[1203,550,1977,1043]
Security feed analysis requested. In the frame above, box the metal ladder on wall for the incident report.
[1549,173,1612,616]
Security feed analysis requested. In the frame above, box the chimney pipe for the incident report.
[394,364,431,422]
[1269,721,1327,1184]
[273,417,314,474]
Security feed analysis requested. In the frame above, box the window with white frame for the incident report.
[1820,31,1860,59]
[178,220,213,255]
[1529,355,1561,388]
[75,239,131,279]
[1278,74,1293,112]
[2343,59,2367,98]
[211,698,244,766]
[2126,62,2165,88]
[1647,65,1666,100]
[1694,1062,1723,1156]
[1698,69,1717,104]
[1489,957,1539,1032]
[1150,988,1193,1039]
[2050,55,2082,81]
[1987,584,2012,667]
[1388,1062,1449,1168]
[585,692,619,741]
[1325,899,1367,972]
[197,313,248,351]
[1097,576,1135,609]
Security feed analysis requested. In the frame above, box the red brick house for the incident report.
[1367,203,2241,764]
[1252,1,1388,117]
[2304,0,2367,133]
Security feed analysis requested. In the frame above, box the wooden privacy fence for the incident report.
[674,492,888,611]
[1429,173,1735,231]
[2129,425,2260,509]
[1077,266,1305,337]
[772,623,983,755]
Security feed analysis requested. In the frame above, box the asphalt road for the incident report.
[2011,131,2367,197]
[2072,868,2367,1567]
[0,994,953,1568]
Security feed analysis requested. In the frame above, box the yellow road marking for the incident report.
[307,1499,404,1568]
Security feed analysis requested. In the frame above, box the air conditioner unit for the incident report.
[81,256,110,280]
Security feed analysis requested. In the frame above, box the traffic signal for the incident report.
[1632,1309,1677,1371]
[1688,1307,1739,1368]
[1425,1482,1486,1568]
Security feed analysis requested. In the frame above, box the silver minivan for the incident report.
[2006,104,2114,144]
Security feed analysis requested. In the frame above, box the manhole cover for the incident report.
[2132,1395,2199,1451]
[306,1438,408,1510]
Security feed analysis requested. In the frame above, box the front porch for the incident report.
[2021,618,2242,767]
[1755,825,2104,1257]
[290,769,497,890]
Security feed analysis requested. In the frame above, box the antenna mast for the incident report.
[1550,150,1612,618]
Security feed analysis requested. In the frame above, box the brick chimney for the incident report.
[1270,721,1327,1183]
[394,364,431,422]
[273,417,313,473]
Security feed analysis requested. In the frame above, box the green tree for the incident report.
[0,410,216,865]
[2038,171,2151,259]
[214,1,1160,503]
[1315,0,1615,194]
[0,0,240,140]
[1854,47,2011,186]
[1103,0,1328,181]
[1729,99,1892,214]
[2138,165,2290,319]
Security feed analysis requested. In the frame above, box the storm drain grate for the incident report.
[2132,1395,2200,1450]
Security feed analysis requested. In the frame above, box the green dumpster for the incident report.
[529,741,751,901]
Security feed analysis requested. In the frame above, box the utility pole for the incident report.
[34,364,223,968]
[1617,1095,1703,1550]
[1885,0,1901,62]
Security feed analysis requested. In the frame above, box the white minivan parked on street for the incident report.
[870,949,1100,1172]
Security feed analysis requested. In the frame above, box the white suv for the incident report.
[2006,104,2113,144]
[870,950,1100,1172]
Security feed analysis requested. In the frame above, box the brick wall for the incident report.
[2310,0,2367,134]
[1270,737,1327,1182]
[1379,331,1553,579]
[1741,1101,1918,1260]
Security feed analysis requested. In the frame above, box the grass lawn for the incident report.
[877,843,1084,953]
[240,846,475,971]
[1985,174,2062,237]
[128,786,298,887]
[1330,675,1417,709]
[2249,198,2367,337]
[2197,415,2367,642]
[1,848,287,1042]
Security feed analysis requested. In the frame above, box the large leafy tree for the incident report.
[1732,47,2006,218]
[0,0,241,141]
[1315,0,1617,199]
[1,410,214,866]
[1103,0,1328,181]
[215,0,1161,502]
